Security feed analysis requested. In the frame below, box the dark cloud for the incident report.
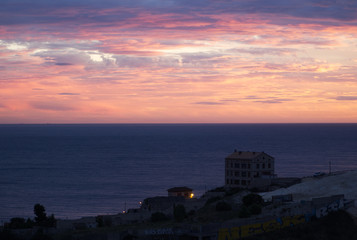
[55,62,73,66]
[254,98,293,104]
[58,92,79,95]
[30,102,76,111]
[0,0,356,27]
[336,96,357,101]
[193,101,225,105]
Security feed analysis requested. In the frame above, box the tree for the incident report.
[33,204,56,227]
[238,205,251,218]
[151,212,168,222]
[215,201,232,211]
[34,204,47,224]
[173,204,186,222]
[242,193,264,207]
[249,203,262,215]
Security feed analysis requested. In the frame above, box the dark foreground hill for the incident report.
[245,210,357,240]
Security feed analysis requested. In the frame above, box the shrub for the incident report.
[173,204,186,222]
[205,196,221,206]
[215,201,232,211]
[225,188,242,196]
[150,212,169,222]
[242,194,264,206]
[249,203,262,215]
[238,205,251,218]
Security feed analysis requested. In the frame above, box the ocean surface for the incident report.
[1,124,357,222]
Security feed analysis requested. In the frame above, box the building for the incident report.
[167,187,194,199]
[225,150,275,188]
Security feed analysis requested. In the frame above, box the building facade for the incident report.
[167,187,194,199]
[225,150,275,188]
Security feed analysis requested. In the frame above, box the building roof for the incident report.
[167,187,193,192]
[225,151,272,160]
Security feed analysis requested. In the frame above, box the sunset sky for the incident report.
[1,0,357,123]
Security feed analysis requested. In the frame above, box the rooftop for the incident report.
[225,150,266,160]
[167,187,193,193]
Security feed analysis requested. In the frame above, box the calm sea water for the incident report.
[1,124,357,222]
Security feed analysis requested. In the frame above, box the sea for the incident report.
[1,124,357,223]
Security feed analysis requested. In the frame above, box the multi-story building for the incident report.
[225,150,275,188]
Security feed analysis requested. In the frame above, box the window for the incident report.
[242,163,247,169]
[248,172,251,177]
[262,163,265,169]
[226,170,229,176]
[268,163,271,168]
[256,164,260,169]
[242,180,246,185]
[234,180,240,185]
[248,164,251,169]
[226,179,229,184]
[242,171,247,177]
[235,163,240,168]
[235,171,239,177]
[231,162,233,168]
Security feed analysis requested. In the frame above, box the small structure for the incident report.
[167,187,194,199]
[225,150,275,189]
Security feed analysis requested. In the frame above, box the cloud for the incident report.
[58,92,79,95]
[0,0,356,28]
[336,96,357,101]
[30,102,77,111]
[253,98,294,104]
[193,101,225,105]
[55,62,73,66]
[234,47,296,56]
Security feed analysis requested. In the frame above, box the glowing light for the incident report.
[190,193,194,198]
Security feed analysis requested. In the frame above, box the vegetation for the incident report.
[33,204,56,227]
[238,205,251,218]
[5,218,34,229]
[242,193,264,206]
[225,188,243,196]
[150,212,169,222]
[3,204,56,230]
[215,201,232,211]
[237,193,264,218]
[173,204,186,222]
[205,196,222,206]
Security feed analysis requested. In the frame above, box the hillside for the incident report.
[261,170,357,202]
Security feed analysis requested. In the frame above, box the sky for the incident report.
[1,0,357,123]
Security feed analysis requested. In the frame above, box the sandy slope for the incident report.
[261,170,357,202]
